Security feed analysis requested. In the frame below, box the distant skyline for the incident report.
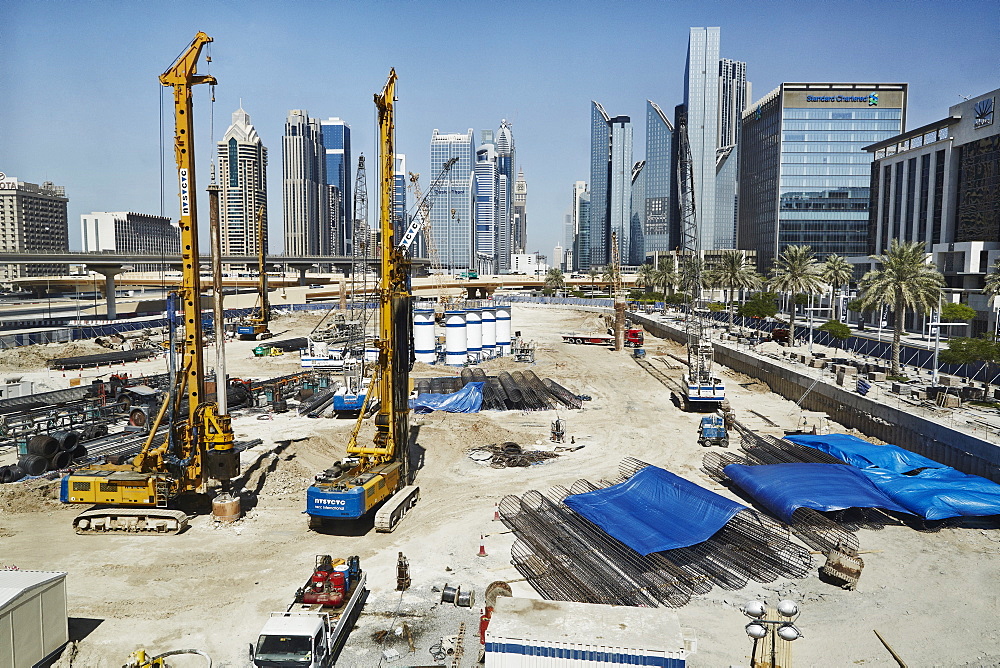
[2,1,996,261]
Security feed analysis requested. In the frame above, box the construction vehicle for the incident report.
[698,415,729,447]
[124,649,212,667]
[251,555,367,667]
[676,112,725,410]
[237,205,273,340]
[60,32,239,534]
[306,70,421,533]
[561,329,644,347]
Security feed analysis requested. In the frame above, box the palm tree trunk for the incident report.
[789,296,796,347]
[892,300,904,376]
[728,287,735,331]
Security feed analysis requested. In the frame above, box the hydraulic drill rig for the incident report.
[60,32,239,534]
[306,69,421,532]
[237,205,273,340]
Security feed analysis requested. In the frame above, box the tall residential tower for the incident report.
[429,129,476,269]
[282,110,327,256]
[218,107,268,264]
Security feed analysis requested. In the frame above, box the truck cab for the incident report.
[252,612,332,667]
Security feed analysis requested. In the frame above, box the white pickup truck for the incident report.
[250,556,367,667]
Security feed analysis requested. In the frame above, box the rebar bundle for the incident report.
[468,442,560,468]
[498,458,812,608]
[542,378,583,409]
[412,373,581,411]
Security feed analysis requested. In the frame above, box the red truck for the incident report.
[561,328,644,347]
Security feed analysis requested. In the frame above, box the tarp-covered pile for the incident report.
[409,382,483,413]
[785,434,1000,521]
[564,465,746,554]
[724,462,912,522]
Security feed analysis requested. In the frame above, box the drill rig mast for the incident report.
[306,69,420,532]
[238,205,272,340]
[61,32,239,534]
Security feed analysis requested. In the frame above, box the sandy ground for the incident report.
[1,305,999,667]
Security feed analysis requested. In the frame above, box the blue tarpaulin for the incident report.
[564,466,746,555]
[409,382,483,413]
[784,433,944,473]
[786,433,1000,520]
[723,463,913,522]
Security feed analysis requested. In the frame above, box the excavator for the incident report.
[306,70,427,532]
[237,205,273,340]
[60,32,239,534]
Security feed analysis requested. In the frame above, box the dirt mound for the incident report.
[0,340,107,370]
[0,478,61,514]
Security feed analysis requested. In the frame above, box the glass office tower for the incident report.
[738,83,907,271]
[586,102,611,270]
[320,118,351,254]
[429,129,476,269]
[644,100,675,254]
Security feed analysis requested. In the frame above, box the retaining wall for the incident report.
[630,312,1000,483]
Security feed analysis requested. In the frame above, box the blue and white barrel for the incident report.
[465,308,482,363]
[481,306,496,358]
[495,304,511,355]
[413,308,436,363]
[444,310,467,366]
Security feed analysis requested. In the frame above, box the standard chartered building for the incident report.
[737,83,907,271]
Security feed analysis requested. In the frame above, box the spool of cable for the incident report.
[456,589,475,608]
[440,583,459,605]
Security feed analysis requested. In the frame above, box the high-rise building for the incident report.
[630,160,646,265]
[282,110,328,256]
[684,27,721,250]
[738,83,907,271]
[473,143,501,273]
[394,154,409,249]
[718,59,750,149]
[80,212,180,271]
[0,175,68,280]
[217,107,267,266]
[570,181,589,270]
[429,129,476,269]
[495,121,515,272]
[320,118,352,254]
[513,170,527,255]
[644,101,676,255]
[588,102,633,268]
[716,58,749,250]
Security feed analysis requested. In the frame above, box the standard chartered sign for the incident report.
[806,93,879,106]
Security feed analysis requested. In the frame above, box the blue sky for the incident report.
[2,0,997,259]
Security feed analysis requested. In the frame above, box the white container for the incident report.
[413,308,436,363]
[485,596,688,667]
[0,570,69,668]
[481,306,496,358]
[444,310,467,366]
[465,308,482,363]
[495,304,511,355]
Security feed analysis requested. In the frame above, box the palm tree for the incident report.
[587,267,600,295]
[857,240,944,376]
[544,267,565,292]
[636,263,657,294]
[770,245,824,346]
[654,256,679,297]
[601,264,621,297]
[824,254,854,319]
[709,250,762,330]
[984,258,1000,335]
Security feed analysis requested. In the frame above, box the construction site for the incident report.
[3,32,1000,668]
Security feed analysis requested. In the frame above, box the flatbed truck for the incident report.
[561,328,644,347]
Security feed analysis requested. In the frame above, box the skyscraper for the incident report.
[282,110,327,256]
[718,59,749,149]
[684,27,721,250]
[218,107,267,265]
[570,181,588,270]
[588,103,633,268]
[513,170,527,254]
[394,154,408,248]
[473,143,501,272]
[81,212,180,271]
[320,118,352,255]
[429,129,475,269]
[715,58,749,250]
[0,176,68,280]
[644,100,676,255]
[495,120,516,272]
[630,161,646,265]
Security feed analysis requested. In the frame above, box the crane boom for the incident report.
[397,157,458,252]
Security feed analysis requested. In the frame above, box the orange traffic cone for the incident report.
[477,535,488,558]
[493,504,500,521]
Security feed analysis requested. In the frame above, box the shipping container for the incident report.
[0,570,69,668]
[485,597,689,667]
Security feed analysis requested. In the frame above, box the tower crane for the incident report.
[60,32,238,534]
[677,117,725,410]
[306,69,422,532]
[407,157,458,299]
[237,205,272,340]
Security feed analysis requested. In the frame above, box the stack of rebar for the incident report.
[468,441,560,468]
[499,457,812,608]
[411,372,582,411]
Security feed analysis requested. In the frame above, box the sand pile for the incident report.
[0,478,61,513]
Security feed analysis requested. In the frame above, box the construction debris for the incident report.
[467,442,560,468]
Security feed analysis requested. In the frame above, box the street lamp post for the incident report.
[743,599,803,668]
[929,314,969,384]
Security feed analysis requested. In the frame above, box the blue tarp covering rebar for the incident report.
[409,382,483,414]
[723,463,913,522]
[564,466,746,555]
[785,434,1000,520]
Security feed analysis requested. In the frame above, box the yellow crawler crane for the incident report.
[61,32,239,534]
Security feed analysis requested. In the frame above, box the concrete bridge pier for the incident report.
[86,263,129,320]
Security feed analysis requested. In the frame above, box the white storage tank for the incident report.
[495,304,512,355]
[413,308,436,363]
[465,308,483,363]
[0,570,69,668]
[485,596,689,667]
[481,306,496,358]
[444,310,467,366]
